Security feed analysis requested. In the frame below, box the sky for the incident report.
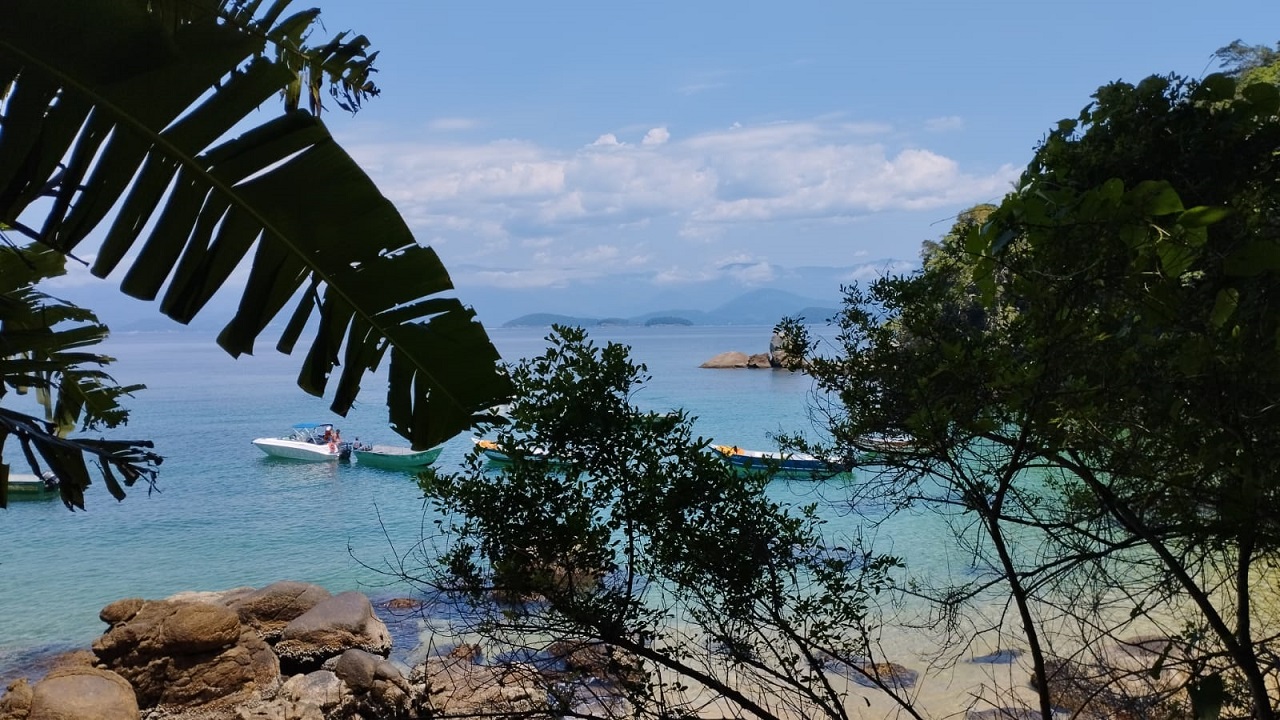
[37,0,1280,323]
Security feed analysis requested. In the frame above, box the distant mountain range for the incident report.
[502,288,841,328]
[51,259,910,332]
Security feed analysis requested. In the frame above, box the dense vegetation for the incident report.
[415,59,1280,720]
[781,67,1280,719]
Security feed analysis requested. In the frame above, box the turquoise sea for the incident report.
[0,325,958,682]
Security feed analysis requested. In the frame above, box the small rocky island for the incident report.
[699,331,799,369]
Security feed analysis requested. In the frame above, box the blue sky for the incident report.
[39,0,1280,322]
[298,1,1279,305]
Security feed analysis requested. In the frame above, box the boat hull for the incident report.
[354,445,442,470]
[711,445,849,477]
[5,473,60,499]
[252,438,341,462]
[472,438,560,466]
[473,439,513,463]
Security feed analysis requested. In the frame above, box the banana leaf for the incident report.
[0,0,512,460]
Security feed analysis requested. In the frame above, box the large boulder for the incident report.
[26,665,138,720]
[768,330,798,369]
[746,353,772,368]
[227,581,333,642]
[274,592,392,674]
[699,351,749,369]
[92,598,279,709]
[330,649,416,718]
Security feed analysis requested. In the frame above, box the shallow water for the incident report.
[0,325,967,682]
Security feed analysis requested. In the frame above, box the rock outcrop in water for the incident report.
[699,331,803,370]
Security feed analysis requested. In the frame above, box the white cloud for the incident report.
[843,260,916,282]
[345,118,1019,279]
[428,117,480,131]
[725,261,776,284]
[642,127,670,146]
[924,115,964,132]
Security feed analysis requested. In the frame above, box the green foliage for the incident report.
[794,69,1280,719]
[418,325,907,719]
[0,242,160,509]
[0,0,510,457]
[1215,39,1280,87]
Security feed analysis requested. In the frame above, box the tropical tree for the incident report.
[782,70,1280,719]
[0,0,511,507]
[1216,39,1280,86]
[409,325,911,720]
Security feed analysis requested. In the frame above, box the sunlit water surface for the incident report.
[0,325,966,681]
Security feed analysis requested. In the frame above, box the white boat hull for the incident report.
[252,438,340,462]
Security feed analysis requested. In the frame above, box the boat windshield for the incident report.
[290,423,337,444]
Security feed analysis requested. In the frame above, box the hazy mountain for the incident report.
[504,287,841,327]
[47,259,910,332]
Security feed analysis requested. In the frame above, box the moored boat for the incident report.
[252,423,348,462]
[473,438,512,463]
[710,444,850,477]
[472,438,558,465]
[352,444,442,470]
[5,471,60,499]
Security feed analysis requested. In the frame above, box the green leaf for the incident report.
[1129,180,1184,217]
[1241,80,1280,115]
[1179,205,1233,230]
[1156,240,1196,278]
[1209,288,1239,329]
[1223,241,1280,277]
[1194,73,1236,103]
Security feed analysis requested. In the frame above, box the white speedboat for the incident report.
[252,423,348,462]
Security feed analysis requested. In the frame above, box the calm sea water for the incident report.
[0,325,957,679]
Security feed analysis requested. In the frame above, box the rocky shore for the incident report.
[0,581,625,720]
[0,581,1184,720]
